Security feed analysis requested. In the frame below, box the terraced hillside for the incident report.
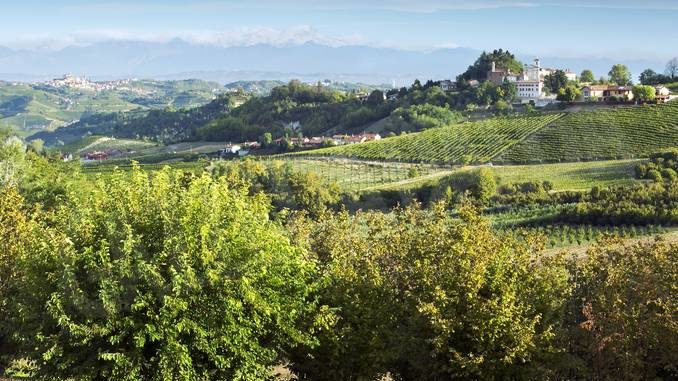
[297,114,563,164]
[497,102,678,163]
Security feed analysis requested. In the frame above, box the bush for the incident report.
[570,239,678,379]
[5,166,318,380]
[289,204,571,380]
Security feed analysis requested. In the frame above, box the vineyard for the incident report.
[497,102,678,163]
[293,114,563,164]
[504,224,672,248]
[258,158,451,192]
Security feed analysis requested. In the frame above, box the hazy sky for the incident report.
[3,0,677,59]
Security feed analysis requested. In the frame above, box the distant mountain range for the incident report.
[0,40,668,85]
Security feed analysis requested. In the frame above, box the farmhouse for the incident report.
[84,151,108,161]
[655,85,672,102]
[438,80,456,91]
[332,133,382,145]
[582,85,634,101]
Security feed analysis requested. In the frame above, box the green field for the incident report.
[60,136,157,154]
[497,102,678,163]
[295,114,563,164]
[492,159,641,191]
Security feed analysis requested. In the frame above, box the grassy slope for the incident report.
[365,159,641,193]
[60,136,157,154]
[295,103,678,165]
[491,159,641,191]
[296,114,563,164]
[497,102,678,163]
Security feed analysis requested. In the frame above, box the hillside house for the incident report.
[655,85,671,102]
[84,151,108,161]
[438,80,456,91]
[333,133,382,145]
[242,141,262,149]
[582,85,634,101]
[487,61,512,85]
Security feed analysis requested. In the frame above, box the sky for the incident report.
[2,0,677,60]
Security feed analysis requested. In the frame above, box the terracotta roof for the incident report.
[583,85,633,91]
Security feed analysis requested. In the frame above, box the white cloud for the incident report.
[1,26,369,51]
[179,26,368,47]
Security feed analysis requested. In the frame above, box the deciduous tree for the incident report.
[632,85,656,103]
[8,166,319,380]
[608,64,632,85]
[580,69,595,83]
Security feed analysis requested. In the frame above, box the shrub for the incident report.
[6,166,318,380]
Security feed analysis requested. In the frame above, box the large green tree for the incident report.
[7,166,319,380]
[557,84,582,102]
[608,64,632,85]
[544,70,569,94]
[632,85,657,103]
[580,69,595,83]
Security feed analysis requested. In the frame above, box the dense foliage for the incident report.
[2,166,319,380]
[570,238,677,379]
[458,49,523,82]
[0,150,676,380]
[207,159,341,218]
[288,204,572,380]
[636,149,678,182]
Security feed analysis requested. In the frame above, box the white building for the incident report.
[515,80,544,99]
[511,58,572,102]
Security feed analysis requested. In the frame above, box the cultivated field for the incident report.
[294,114,563,164]
[497,102,678,163]
[491,159,641,191]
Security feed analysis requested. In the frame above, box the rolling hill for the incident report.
[0,79,222,136]
[296,102,678,164]
[294,114,563,164]
[496,102,678,163]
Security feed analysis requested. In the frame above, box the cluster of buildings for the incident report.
[582,84,671,102]
[274,133,382,149]
[45,74,136,92]
[476,58,673,104]
[217,141,261,157]
[81,149,124,162]
[486,58,576,102]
